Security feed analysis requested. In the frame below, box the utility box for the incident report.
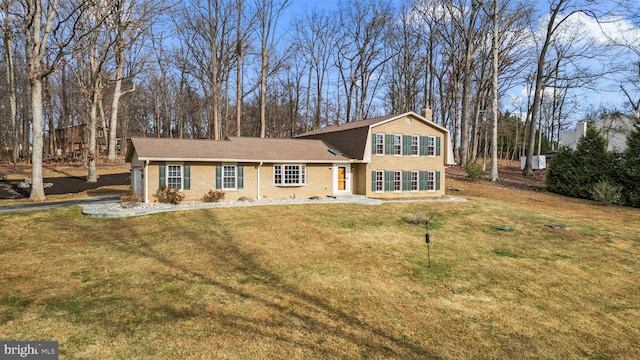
[520,155,546,170]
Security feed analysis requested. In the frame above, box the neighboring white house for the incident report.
[559,114,637,152]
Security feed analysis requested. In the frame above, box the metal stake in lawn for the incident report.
[425,211,438,268]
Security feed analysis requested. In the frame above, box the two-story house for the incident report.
[125,111,453,203]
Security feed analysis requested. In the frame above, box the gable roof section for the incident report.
[297,114,397,136]
[126,137,353,163]
[296,112,451,160]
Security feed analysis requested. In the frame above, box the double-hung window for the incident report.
[394,135,402,155]
[375,133,385,155]
[160,164,190,190]
[428,170,435,191]
[167,165,182,190]
[223,165,237,190]
[374,170,384,192]
[216,165,242,190]
[411,135,419,156]
[393,170,402,191]
[274,164,306,186]
[427,136,436,156]
[411,171,419,191]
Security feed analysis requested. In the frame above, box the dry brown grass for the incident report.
[0,178,639,359]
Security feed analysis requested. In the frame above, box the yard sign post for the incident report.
[425,231,430,268]
[425,211,437,268]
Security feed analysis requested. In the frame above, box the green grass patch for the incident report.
[492,247,522,258]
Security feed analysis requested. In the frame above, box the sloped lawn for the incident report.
[1,179,639,359]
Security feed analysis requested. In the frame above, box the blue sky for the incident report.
[278,0,639,122]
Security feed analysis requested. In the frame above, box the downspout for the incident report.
[144,160,149,203]
[256,161,263,200]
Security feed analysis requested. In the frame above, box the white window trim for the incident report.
[394,134,402,156]
[427,170,436,192]
[375,133,385,156]
[411,135,420,156]
[274,164,306,186]
[374,170,384,193]
[427,136,436,157]
[393,170,402,192]
[222,164,237,190]
[167,164,183,190]
[411,170,419,192]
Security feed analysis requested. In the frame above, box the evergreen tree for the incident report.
[573,123,611,198]
[546,146,578,197]
[625,118,640,207]
[547,122,610,199]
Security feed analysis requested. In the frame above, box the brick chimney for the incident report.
[422,106,433,121]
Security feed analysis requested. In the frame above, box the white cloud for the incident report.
[533,11,640,48]
[565,12,640,46]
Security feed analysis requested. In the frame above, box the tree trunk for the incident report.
[490,0,500,182]
[46,76,56,158]
[108,38,127,160]
[236,0,243,137]
[260,44,267,138]
[524,0,565,176]
[87,88,99,183]
[61,63,70,159]
[108,62,123,160]
[30,78,46,201]
[2,18,18,170]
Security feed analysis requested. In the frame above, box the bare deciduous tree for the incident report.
[106,0,159,160]
[490,0,500,182]
[2,0,18,170]
[335,0,393,123]
[292,9,337,130]
[20,0,87,200]
[254,0,290,137]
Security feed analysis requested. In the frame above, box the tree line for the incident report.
[0,0,638,201]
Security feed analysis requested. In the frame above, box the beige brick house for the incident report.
[125,111,453,203]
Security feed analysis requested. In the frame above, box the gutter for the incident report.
[144,160,149,203]
[256,161,263,200]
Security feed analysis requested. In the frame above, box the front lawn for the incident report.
[1,179,639,359]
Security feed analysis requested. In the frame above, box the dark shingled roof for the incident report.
[126,137,353,163]
[297,114,397,136]
[296,114,400,160]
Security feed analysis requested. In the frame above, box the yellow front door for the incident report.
[338,166,346,191]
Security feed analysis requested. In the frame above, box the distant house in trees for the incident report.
[559,114,636,152]
[52,124,116,157]
[125,111,454,203]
